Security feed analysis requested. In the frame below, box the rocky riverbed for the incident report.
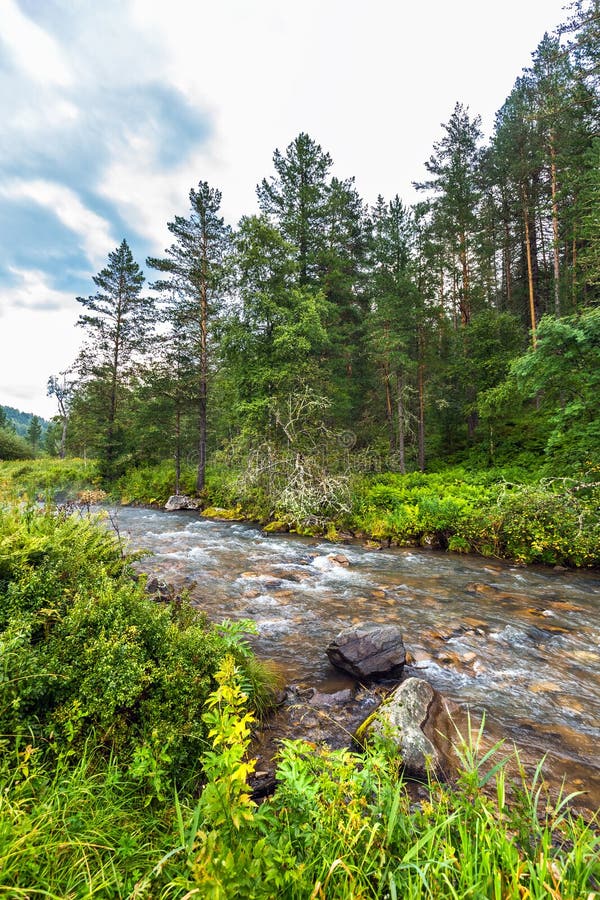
[114,505,600,810]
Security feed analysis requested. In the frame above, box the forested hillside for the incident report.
[0,406,48,459]
[0,405,48,438]
[53,7,599,497]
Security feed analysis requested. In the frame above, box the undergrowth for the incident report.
[0,503,277,786]
[0,505,598,897]
[0,457,100,502]
[113,459,600,567]
[144,661,600,899]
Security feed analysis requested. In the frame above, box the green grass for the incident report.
[148,666,600,899]
[0,457,100,503]
[0,503,598,897]
[0,741,174,898]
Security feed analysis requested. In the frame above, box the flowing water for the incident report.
[114,506,600,807]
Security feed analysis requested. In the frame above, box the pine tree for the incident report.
[528,32,594,316]
[415,103,483,325]
[367,196,419,470]
[148,182,230,492]
[26,416,42,453]
[76,239,152,478]
[320,176,371,428]
[219,214,328,442]
[491,80,544,343]
[257,133,331,285]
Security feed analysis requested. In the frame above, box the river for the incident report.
[112,506,600,809]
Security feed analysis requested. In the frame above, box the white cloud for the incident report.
[98,130,223,252]
[130,0,571,214]
[1,180,115,269]
[0,306,80,417]
[0,0,73,87]
[0,274,81,417]
[0,0,573,416]
[1,266,75,313]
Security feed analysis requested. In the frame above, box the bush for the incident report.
[117,460,197,505]
[0,428,34,460]
[349,468,600,565]
[495,481,600,566]
[0,504,275,783]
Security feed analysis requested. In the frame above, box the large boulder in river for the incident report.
[164,494,200,511]
[355,677,456,780]
[326,624,406,680]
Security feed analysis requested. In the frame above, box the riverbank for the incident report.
[0,501,598,897]
[117,460,600,568]
[2,457,599,567]
[108,503,600,812]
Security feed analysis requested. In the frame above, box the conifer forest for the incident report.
[1,4,600,898]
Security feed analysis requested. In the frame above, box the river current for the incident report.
[113,506,600,808]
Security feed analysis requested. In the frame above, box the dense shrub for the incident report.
[0,505,274,783]
[350,469,600,565]
[0,427,34,460]
[494,480,600,566]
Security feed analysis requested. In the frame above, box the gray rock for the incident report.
[326,624,406,680]
[145,576,175,602]
[356,677,456,780]
[329,553,350,566]
[164,494,199,511]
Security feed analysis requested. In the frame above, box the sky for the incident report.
[0,0,570,419]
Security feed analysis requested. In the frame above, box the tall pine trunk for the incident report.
[417,327,426,472]
[383,362,395,455]
[396,371,406,474]
[522,183,538,348]
[197,224,209,493]
[550,136,561,316]
[175,406,181,495]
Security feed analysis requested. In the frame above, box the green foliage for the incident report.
[0,644,598,897]
[0,405,50,437]
[0,427,35,460]
[157,666,600,899]
[0,740,174,898]
[117,459,197,505]
[0,457,99,501]
[513,309,600,472]
[351,468,600,565]
[0,504,276,784]
[494,479,600,565]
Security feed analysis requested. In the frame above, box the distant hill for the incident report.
[1,405,50,437]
